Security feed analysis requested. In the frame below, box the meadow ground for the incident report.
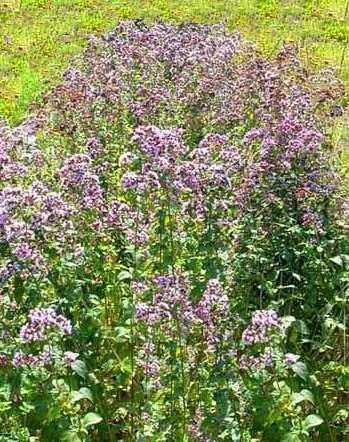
[0,1,348,122]
[0,1,348,164]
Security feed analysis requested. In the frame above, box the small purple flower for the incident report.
[27,354,40,368]
[251,309,281,329]
[239,354,261,369]
[153,275,174,288]
[121,171,138,189]
[13,243,33,261]
[142,342,155,354]
[74,246,85,259]
[63,351,79,366]
[12,351,26,368]
[131,281,149,295]
[284,353,300,366]
[0,354,7,366]
[261,349,273,367]
[141,412,151,422]
[55,314,72,335]
[135,302,150,321]
[199,133,228,149]
[242,128,264,147]
[302,211,314,226]
[142,360,160,377]
[39,349,52,365]
[126,229,149,245]
[119,151,136,166]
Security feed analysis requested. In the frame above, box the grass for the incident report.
[0,0,348,128]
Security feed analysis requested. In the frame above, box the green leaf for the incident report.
[71,360,87,378]
[81,412,103,428]
[292,272,301,282]
[281,433,303,442]
[291,389,314,405]
[303,414,324,429]
[19,401,35,413]
[282,315,296,328]
[114,326,131,342]
[295,320,309,335]
[61,431,83,442]
[70,387,93,404]
[330,255,343,266]
[118,270,133,281]
[292,362,308,380]
[79,387,94,403]
[70,391,84,403]
[0,401,11,412]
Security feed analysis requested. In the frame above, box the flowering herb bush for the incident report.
[0,21,348,441]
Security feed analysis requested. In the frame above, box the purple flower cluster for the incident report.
[195,279,229,350]
[238,310,287,370]
[242,309,283,345]
[284,353,300,366]
[9,308,75,371]
[58,154,104,210]
[118,125,239,235]
[135,276,233,384]
[41,20,341,217]
[12,348,52,369]
[0,119,43,182]
[239,348,274,370]
[0,158,76,283]
[132,125,185,158]
[107,199,151,246]
[35,22,343,263]
[63,351,79,366]
[19,307,72,343]
[0,262,20,286]
[130,126,235,196]
[135,274,193,327]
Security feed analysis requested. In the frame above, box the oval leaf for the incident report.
[330,255,343,266]
[303,414,324,429]
[291,389,314,405]
[118,270,132,281]
[292,362,308,380]
[71,360,87,378]
[62,431,83,442]
[70,391,84,404]
[81,412,103,428]
[79,387,94,403]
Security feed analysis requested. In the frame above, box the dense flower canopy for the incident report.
[0,21,347,441]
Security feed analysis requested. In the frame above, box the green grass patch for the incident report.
[0,0,348,126]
